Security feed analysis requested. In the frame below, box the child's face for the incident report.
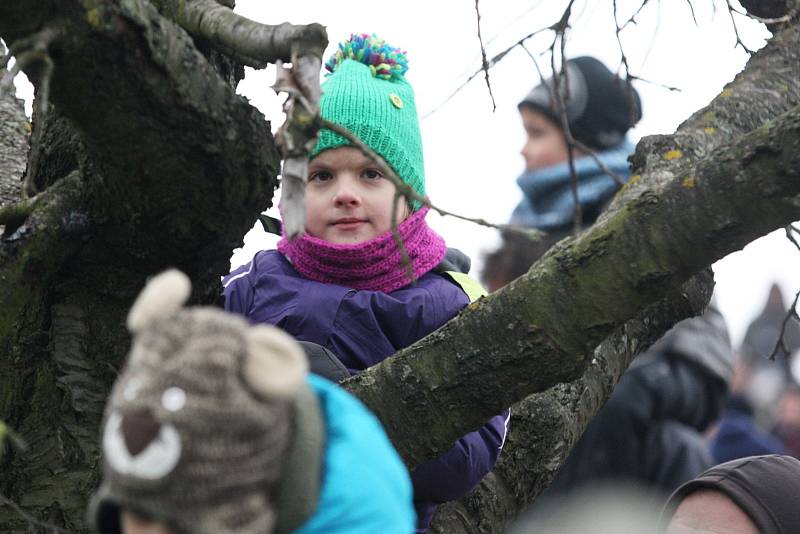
[519,106,570,172]
[305,146,409,244]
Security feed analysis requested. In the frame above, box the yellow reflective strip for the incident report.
[444,271,487,303]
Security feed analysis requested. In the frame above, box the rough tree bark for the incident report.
[0,1,798,532]
[0,47,26,208]
[0,0,281,530]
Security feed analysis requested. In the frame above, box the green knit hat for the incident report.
[312,34,425,203]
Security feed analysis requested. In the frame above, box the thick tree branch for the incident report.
[432,272,715,532]
[0,0,280,290]
[163,0,327,67]
[740,0,800,25]
[343,22,800,469]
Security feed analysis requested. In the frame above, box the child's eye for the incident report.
[362,169,383,180]
[308,170,333,182]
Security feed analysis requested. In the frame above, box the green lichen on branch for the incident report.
[0,172,85,338]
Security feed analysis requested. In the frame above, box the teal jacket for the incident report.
[296,375,415,533]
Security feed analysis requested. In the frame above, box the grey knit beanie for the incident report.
[519,56,641,150]
[89,270,317,534]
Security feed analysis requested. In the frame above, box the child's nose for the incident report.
[333,181,361,207]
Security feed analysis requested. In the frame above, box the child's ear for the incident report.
[242,325,309,398]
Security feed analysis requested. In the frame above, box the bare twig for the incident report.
[612,0,633,89]
[725,0,756,53]
[639,0,664,65]
[614,0,636,136]
[620,0,654,30]
[391,190,415,283]
[611,1,653,143]
[319,118,544,240]
[786,223,800,252]
[572,139,626,186]
[538,0,587,233]
[626,73,681,92]
[474,0,496,112]
[767,225,800,360]
[684,0,699,25]
[519,42,547,81]
[421,25,551,120]
[769,288,800,360]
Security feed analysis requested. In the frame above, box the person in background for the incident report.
[709,284,800,464]
[709,360,787,464]
[741,283,800,367]
[224,34,508,532]
[481,56,641,291]
[483,55,731,508]
[89,270,415,534]
[542,306,733,499]
[662,455,800,534]
[773,379,800,457]
[736,283,800,430]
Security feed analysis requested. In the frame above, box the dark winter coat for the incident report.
[223,250,509,532]
[710,395,787,464]
[541,306,733,499]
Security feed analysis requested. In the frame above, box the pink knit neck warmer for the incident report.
[277,207,446,293]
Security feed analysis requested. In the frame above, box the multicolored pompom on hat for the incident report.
[311,33,425,205]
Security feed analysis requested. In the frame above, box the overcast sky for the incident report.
[13,0,798,347]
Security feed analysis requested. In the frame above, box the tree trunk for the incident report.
[0,1,278,530]
[1,1,799,532]
[0,49,26,208]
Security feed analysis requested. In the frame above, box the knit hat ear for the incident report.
[126,269,191,334]
[312,33,425,206]
[242,324,308,398]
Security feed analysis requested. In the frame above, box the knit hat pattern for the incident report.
[519,56,642,150]
[90,271,310,534]
[312,34,426,202]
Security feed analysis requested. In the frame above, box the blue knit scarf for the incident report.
[510,140,635,231]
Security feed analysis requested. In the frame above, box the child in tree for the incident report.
[224,34,509,532]
[89,270,415,534]
[482,56,642,291]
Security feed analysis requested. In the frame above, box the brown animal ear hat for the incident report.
[89,270,310,534]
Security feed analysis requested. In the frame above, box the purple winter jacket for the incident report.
[223,250,509,532]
